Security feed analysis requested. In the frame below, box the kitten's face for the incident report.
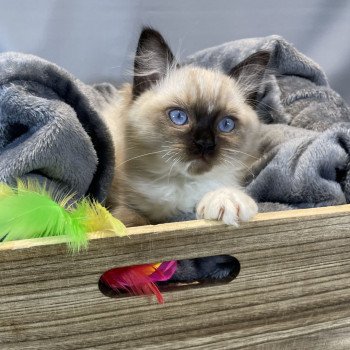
[127,66,260,176]
[124,28,270,178]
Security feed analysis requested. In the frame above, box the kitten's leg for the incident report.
[196,187,258,226]
[111,206,150,227]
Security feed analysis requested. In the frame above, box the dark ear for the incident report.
[229,51,271,107]
[132,27,176,98]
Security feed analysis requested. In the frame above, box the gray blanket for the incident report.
[0,52,118,202]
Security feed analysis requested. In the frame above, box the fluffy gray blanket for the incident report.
[0,52,118,202]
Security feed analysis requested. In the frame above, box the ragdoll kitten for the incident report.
[104,28,270,227]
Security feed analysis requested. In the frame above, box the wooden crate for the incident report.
[1,205,350,349]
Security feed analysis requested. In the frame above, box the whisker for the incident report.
[149,173,170,184]
[222,148,259,160]
[117,150,169,167]
[220,156,233,169]
[161,150,173,159]
[167,156,182,184]
[165,151,180,163]
[221,154,255,177]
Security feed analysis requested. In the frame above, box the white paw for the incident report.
[196,187,258,226]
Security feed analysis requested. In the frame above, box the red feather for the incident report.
[101,261,177,304]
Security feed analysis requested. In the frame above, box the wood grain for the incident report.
[1,205,350,349]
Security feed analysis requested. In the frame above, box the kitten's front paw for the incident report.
[196,187,258,226]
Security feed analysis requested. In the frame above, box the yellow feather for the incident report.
[83,200,126,235]
[0,183,14,198]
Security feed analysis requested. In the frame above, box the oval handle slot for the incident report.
[99,255,240,303]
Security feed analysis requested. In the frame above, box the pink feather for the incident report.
[101,261,177,304]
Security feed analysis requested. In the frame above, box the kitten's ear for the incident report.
[229,51,271,107]
[132,27,176,98]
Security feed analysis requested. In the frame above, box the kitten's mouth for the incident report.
[186,156,213,175]
[197,154,209,163]
[192,151,212,162]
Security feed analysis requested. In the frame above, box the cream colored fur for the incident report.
[102,66,260,226]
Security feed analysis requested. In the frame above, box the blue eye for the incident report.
[168,109,188,125]
[218,117,235,133]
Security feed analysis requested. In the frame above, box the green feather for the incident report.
[0,181,126,252]
[0,187,87,251]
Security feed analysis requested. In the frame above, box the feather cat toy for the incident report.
[0,180,176,303]
[0,180,126,251]
[101,260,177,304]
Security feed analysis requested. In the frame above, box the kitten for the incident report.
[104,28,270,227]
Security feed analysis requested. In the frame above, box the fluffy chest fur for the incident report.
[129,165,241,222]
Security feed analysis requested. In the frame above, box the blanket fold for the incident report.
[0,52,117,201]
[247,123,350,208]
